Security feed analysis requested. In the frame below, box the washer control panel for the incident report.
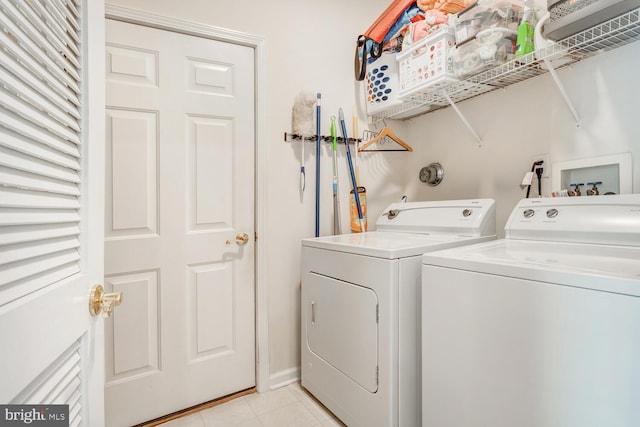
[506,195,640,246]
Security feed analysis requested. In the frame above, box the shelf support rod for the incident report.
[544,59,582,127]
[444,93,482,146]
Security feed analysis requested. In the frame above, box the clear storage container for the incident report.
[451,27,517,78]
[449,0,523,44]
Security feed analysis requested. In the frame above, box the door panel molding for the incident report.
[104,4,269,394]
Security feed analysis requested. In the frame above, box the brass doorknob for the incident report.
[89,284,123,318]
[226,232,250,245]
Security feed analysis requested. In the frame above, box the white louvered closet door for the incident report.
[0,1,105,426]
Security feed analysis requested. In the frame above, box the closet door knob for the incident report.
[89,285,123,318]
[226,232,249,245]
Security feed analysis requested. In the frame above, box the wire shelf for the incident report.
[371,7,640,122]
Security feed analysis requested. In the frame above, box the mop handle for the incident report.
[315,93,321,238]
[338,109,364,224]
[331,116,341,235]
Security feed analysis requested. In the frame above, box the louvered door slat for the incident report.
[52,0,80,32]
[50,377,81,405]
[0,209,80,226]
[0,188,80,209]
[0,27,80,106]
[0,13,80,95]
[35,0,80,55]
[0,67,80,131]
[0,249,80,288]
[3,88,81,143]
[26,347,80,403]
[65,0,79,19]
[0,108,81,155]
[0,146,80,183]
[0,224,80,246]
[0,263,79,307]
[53,381,81,406]
[2,128,80,170]
[69,406,82,427]
[43,367,81,404]
[33,0,80,48]
[12,340,83,424]
[0,48,80,120]
[2,1,81,82]
[5,1,81,74]
[0,33,79,109]
[0,236,79,266]
[0,169,80,196]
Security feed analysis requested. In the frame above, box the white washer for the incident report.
[421,195,640,427]
[301,199,496,427]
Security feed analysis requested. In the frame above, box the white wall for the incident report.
[106,0,640,389]
[402,41,640,237]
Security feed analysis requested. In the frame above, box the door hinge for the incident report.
[376,304,379,323]
[376,366,379,385]
[254,231,258,241]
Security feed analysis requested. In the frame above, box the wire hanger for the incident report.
[358,125,413,152]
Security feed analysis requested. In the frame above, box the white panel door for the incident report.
[0,0,105,425]
[105,19,255,426]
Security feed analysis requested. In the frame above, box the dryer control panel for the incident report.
[376,199,496,236]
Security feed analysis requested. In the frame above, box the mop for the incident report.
[292,92,317,195]
[315,93,321,237]
[338,108,365,233]
[330,116,342,235]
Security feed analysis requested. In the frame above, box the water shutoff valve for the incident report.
[587,181,602,196]
[569,183,584,196]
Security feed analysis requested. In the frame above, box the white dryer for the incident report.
[421,195,640,427]
[301,199,496,427]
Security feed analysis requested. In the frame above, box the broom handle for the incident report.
[338,109,364,229]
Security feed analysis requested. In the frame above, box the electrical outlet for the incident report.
[532,153,550,178]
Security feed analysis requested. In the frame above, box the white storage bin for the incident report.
[364,53,403,115]
[397,26,458,99]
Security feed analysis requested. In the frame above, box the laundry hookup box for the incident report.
[397,26,458,99]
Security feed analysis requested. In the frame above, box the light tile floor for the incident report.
[160,383,346,427]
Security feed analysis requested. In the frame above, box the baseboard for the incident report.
[269,366,300,390]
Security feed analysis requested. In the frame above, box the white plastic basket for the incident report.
[397,26,458,99]
[364,53,403,115]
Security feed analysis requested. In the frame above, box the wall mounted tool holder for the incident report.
[284,132,361,144]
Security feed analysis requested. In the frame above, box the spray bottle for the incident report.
[515,0,537,61]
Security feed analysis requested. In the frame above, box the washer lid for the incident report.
[422,239,640,296]
[302,231,495,259]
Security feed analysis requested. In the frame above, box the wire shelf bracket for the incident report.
[443,92,483,146]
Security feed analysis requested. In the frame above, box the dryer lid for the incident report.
[302,231,495,259]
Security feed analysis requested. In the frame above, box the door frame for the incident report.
[104,4,270,394]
